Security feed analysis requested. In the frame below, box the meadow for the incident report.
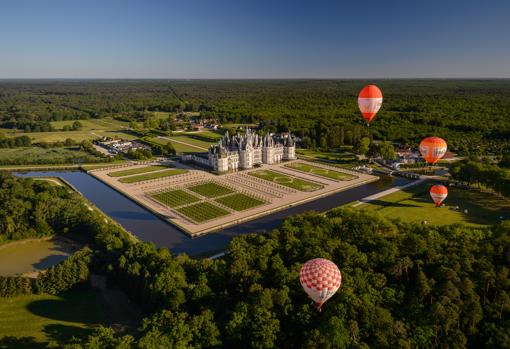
[355,182,510,226]
[0,147,104,165]
[0,289,141,348]
[0,238,73,276]
[249,170,323,192]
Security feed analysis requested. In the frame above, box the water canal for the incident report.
[16,171,411,256]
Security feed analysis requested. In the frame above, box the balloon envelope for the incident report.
[299,258,341,310]
[430,184,448,206]
[419,137,447,164]
[358,85,383,123]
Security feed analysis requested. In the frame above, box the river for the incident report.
[16,171,411,256]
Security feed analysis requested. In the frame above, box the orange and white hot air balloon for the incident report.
[419,137,447,164]
[358,84,383,123]
[430,184,448,206]
[299,258,341,312]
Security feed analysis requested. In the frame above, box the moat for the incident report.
[16,170,411,256]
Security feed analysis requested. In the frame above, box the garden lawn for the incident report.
[356,182,510,226]
[152,189,200,208]
[188,182,234,198]
[285,162,357,181]
[0,290,141,347]
[249,170,323,192]
[177,202,230,222]
[108,165,168,177]
[215,193,265,211]
[118,169,187,183]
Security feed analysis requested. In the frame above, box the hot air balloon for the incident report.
[430,184,448,206]
[419,136,447,164]
[358,84,383,124]
[299,258,341,311]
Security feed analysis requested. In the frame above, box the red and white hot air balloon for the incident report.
[430,184,448,206]
[358,84,383,124]
[419,136,447,164]
[299,258,342,311]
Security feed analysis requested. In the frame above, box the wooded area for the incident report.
[1,174,508,348]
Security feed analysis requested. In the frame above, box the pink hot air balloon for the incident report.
[299,258,342,311]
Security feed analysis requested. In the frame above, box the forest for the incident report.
[0,173,508,348]
[0,79,509,156]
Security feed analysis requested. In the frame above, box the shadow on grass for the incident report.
[26,291,102,324]
[43,324,94,345]
[367,199,421,208]
[0,336,45,349]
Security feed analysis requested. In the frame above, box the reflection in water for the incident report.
[16,171,411,255]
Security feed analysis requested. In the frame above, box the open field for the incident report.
[249,169,323,192]
[0,147,105,165]
[89,160,377,236]
[177,202,230,223]
[0,237,76,276]
[355,182,510,226]
[155,133,218,153]
[107,165,168,177]
[1,118,136,143]
[118,168,188,183]
[0,289,141,347]
[215,193,265,211]
[152,189,200,208]
[188,182,234,198]
[285,162,357,181]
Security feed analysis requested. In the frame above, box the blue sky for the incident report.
[1,0,509,78]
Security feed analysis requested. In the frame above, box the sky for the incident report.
[1,0,509,79]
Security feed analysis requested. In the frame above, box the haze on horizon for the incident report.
[1,0,509,79]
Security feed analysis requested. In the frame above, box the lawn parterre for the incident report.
[108,165,168,177]
[188,182,234,198]
[118,169,187,183]
[215,193,265,211]
[248,170,323,192]
[176,202,230,222]
[285,162,357,181]
[152,189,200,208]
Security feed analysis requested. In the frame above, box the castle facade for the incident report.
[183,129,296,172]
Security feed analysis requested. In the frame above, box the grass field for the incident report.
[1,118,136,143]
[285,162,357,181]
[107,165,168,177]
[0,290,141,348]
[118,168,188,183]
[188,182,234,198]
[0,147,105,165]
[356,182,510,226]
[249,170,323,192]
[0,238,73,276]
[215,193,265,211]
[152,189,201,208]
[176,201,230,222]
